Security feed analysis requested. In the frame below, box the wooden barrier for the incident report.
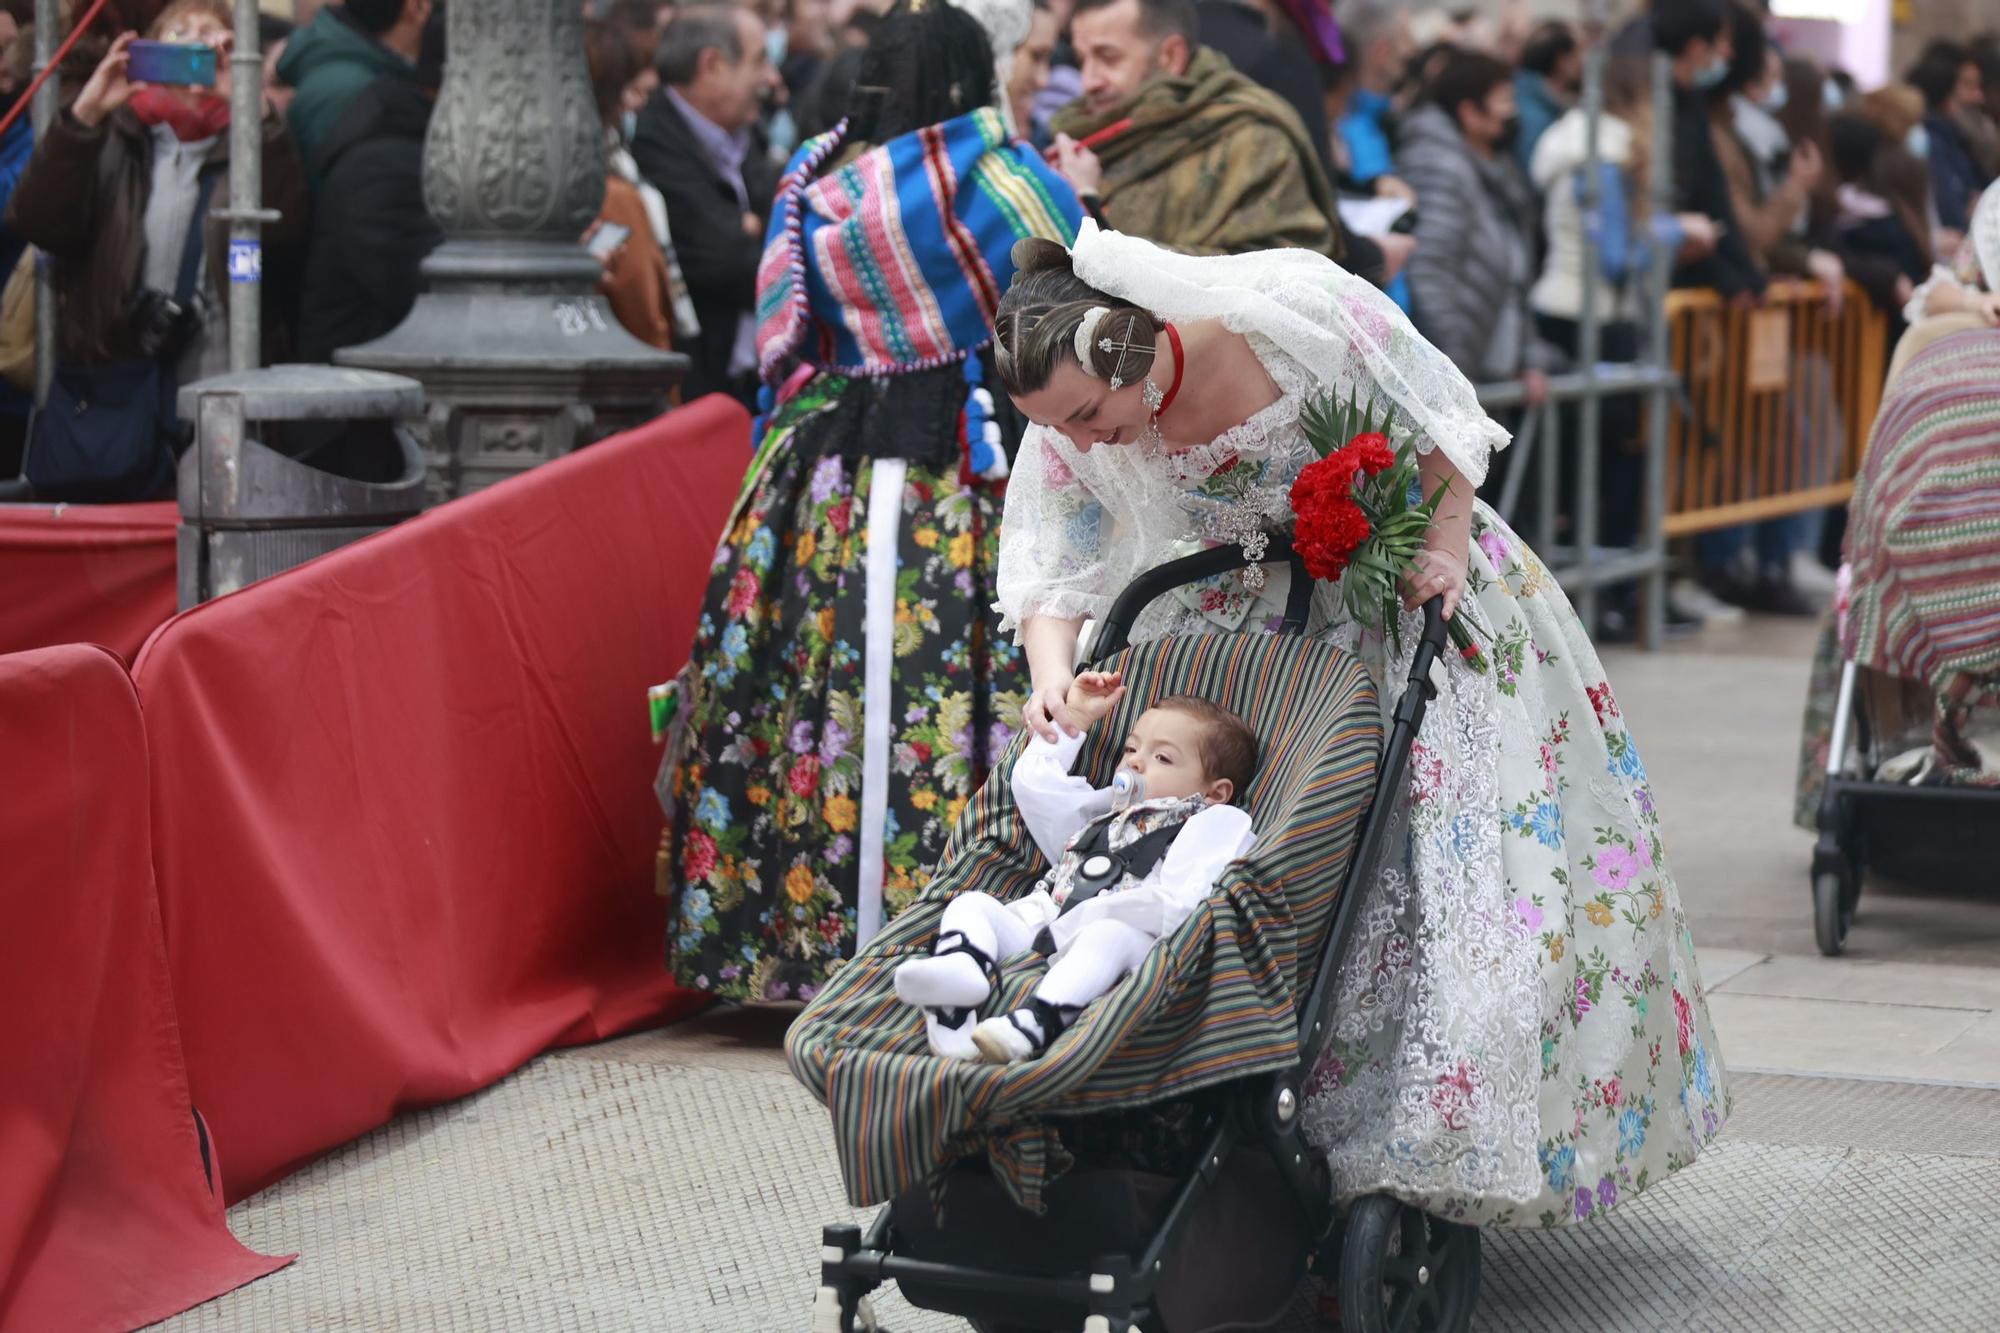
[1663,279,1887,536]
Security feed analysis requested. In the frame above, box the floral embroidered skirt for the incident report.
[1300,503,1729,1228]
[661,379,1027,1002]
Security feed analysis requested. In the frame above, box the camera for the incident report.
[129,286,203,363]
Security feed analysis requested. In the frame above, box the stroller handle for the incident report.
[1090,532,1450,665]
[1092,533,1308,661]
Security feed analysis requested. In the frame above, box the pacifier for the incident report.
[1110,768,1146,811]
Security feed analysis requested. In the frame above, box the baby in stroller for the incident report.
[895,671,1258,1064]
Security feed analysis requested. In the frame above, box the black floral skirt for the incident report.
[662,370,1028,1002]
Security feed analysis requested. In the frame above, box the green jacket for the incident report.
[276,7,411,185]
[1052,47,1340,260]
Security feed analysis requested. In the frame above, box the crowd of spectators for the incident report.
[0,0,1994,628]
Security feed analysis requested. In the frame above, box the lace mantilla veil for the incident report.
[995,220,1511,636]
[995,222,1550,1208]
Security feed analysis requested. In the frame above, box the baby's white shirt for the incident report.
[1009,731,1256,943]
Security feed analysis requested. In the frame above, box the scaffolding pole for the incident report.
[29,0,56,404]
[225,0,273,371]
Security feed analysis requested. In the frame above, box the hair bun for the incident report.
[1011,237,1074,275]
[1087,307,1161,385]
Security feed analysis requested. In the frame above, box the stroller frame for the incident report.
[812,537,1477,1333]
[1810,657,1999,956]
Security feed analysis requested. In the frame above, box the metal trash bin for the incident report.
[177,365,429,609]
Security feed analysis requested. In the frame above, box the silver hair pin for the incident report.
[1072,307,1111,375]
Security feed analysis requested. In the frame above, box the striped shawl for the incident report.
[786,632,1382,1210]
[1842,328,2000,774]
[754,106,1081,383]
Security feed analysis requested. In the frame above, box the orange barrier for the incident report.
[1663,279,1887,536]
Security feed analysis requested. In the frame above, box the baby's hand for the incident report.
[1064,670,1127,726]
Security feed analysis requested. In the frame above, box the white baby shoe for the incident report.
[923,1010,981,1062]
[971,1012,1039,1064]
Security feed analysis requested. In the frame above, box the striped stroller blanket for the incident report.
[1842,328,2000,781]
[786,632,1382,1210]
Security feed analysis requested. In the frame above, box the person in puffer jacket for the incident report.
[1396,47,1558,403]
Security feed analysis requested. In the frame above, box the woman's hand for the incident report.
[1400,544,1468,621]
[1020,613,1087,742]
[72,32,142,129]
[1023,674,1083,743]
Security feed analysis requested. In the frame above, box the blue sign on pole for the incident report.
[227,239,262,284]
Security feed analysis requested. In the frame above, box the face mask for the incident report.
[1110,768,1146,811]
[1693,57,1729,92]
[1905,125,1930,159]
[766,28,788,68]
[1823,80,1845,111]
[1762,83,1788,112]
[621,109,638,143]
[768,106,797,157]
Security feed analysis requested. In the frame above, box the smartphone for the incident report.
[586,222,631,261]
[127,40,218,88]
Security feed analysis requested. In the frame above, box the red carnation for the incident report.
[788,756,821,797]
[1346,432,1395,475]
[1290,452,1359,506]
[1291,454,1373,582]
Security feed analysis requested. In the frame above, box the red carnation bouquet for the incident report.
[1289,390,1487,670]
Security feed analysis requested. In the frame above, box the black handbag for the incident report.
[24,168,219,503]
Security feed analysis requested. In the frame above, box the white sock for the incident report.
[894,951,992,1009]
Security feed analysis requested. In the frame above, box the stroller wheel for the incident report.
[1813,870,1853,956]
[1337,1195,1479,1333]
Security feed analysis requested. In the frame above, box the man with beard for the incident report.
[1045,0,1340,257]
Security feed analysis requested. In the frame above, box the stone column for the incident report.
[339,0,685,503]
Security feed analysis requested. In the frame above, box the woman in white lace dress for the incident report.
[989,221,1727,1228]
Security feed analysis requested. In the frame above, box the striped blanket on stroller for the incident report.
[786,632,1382,1210]
[1842,327,2000,781]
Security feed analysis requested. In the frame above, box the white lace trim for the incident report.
[1299,619,1545,1205]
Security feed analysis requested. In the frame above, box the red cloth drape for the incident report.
[132,399,749,1199]
[0,644,289,1333]
[0,502,178,661]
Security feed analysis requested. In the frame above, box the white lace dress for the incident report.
[995,225,1728,1228]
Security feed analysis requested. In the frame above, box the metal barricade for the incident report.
[1662,278,1887,536]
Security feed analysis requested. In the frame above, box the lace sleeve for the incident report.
[995,426,1126,636]
[1067,220,1511,487]
[1903,264,1962,327]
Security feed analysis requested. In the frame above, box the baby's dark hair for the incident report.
[1155,695,1259,800]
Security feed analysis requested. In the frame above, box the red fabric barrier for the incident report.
[0,502,178,661]
[0,645,288,1333]
[133,398,750,1200]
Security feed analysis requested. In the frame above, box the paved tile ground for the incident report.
[159,1040,2000,1333]
[155,614,2000,1330]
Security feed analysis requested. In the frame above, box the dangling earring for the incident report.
[1135,323,1185,450]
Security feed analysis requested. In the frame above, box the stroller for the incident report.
[1805,327,2000,956]
[790,536,1480,1333]
[1808,650,1997,955]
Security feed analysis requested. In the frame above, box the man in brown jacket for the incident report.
[1047,0,1340,258]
